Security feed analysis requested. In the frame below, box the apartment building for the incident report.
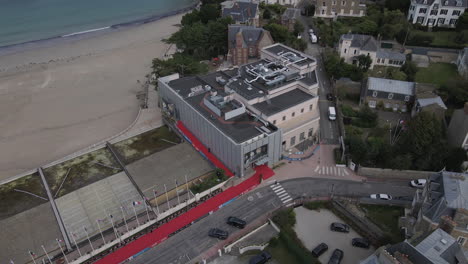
[315,0,367,18]
[407,0,468,27]
[158,44,319,176]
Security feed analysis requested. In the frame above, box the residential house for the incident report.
[259,0,300,7]
[360,228,468,264]
[158,44,319,176]
[447,103,468,150]
[401,171,468,249]
[281,8,301,32]
[411,83,447,119]
[315,0,367,18]
[360,77,415,112]
[407,0,468,28]
[339,34,406,69]
[221,1,260,27]
[457,47,468,79]
[227,25,274,66]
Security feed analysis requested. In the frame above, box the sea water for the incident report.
[0,0,197,48]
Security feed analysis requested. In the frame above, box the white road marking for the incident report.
[314,166,320,172]
[282,197,293,204]
[271,185,282,191]
[278,192,290,199]
[275,189,286,196]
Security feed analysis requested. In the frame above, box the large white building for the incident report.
[407,0,468,27]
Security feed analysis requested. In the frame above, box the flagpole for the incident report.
[28,251,37,264]
[164,184,170,209]
[120,206,130,233]
[109,214,121,243]
[83,227,95,254]
[175,180,180,205]
[153,189,160,215]
[132,203,141,226]
[96,219,106,244]
[56,239,69,264]
[143,198,151,222]
[41,245,52,263]
[70,232,82,257]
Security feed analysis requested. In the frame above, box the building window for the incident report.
[332,0,336,5]
[457,237,466,246]
[453,10,461,16]
[290,136,296,146]
[438,18,446,24]
[417,16,425,24]
[301,108,304,113]
[388,93,394,99]
[430,9,438,15]
[309,104,313,110]
[300,132,305,140]
[282,116,286,121]
[440,9,448,15]
[354,49,357,54]
[389,59,394,64]
[377,58,380,63]
[404,95,410,102]
[344,48,347,54]
[368,100,376,108]
[322,9,325,14]
[292,112,295,117]
[381,59,385,64]
[323,1,326,6]
[273,120,276,125]
[419,8,427,14]
[450,19,458,25]
[308,128,313,137]
[372,91,378,97]
[342,1,346,5]
[351,1,355,6]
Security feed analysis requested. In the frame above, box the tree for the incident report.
[151,53,208,79]
[445,148,467,172]
[356,19,378,35]
[288,38,307,51]
[199,4,221,24]
[264,23,291,43]
[387,67,407,81]
[346,136,368,163]
[293,21,305,36]
[357,54,372,72]
[439,79,468,108]
[263,8,272,19]
[401,61,418,81]
[384,0,411,12]
[456,9,468,31]
[181,10,201,26]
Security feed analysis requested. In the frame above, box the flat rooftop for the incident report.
[263,44,316,67]
[168,72,276,143]
[253,88,315,116]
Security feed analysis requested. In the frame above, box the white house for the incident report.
[407,0,468,28]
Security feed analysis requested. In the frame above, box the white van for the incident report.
[328,106,336,121]
[310,33,317,43]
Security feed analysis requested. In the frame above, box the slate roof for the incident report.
[386,242,432,264]
[415,228,467,264]
[447,107,468,147]
[417,97,447,109]
[367,77,415,95]
[376,49,406,61]
[228,25,267,49]
[441,171,468,210]
[341,34,378,52]
[413,0,468,7]
[281,8,301,20]
[222,1,258,23]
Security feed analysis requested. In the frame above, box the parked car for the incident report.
[249,251,272,264]
[310,33,318,43]
[328,249,344,264]
[208,228,228,240]
[297,34,302,39]
[330,222,350,233]
[352,238,370,248]
[328,106,336,121]
[226,216,246,229]
[410,179,427,188]
[370,194,392,200]
[311,242,329,257]
[326,93,335,101]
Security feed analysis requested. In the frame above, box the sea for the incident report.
[0,0,198,48]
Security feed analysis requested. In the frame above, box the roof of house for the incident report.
[413,0,468,8]
[447,106,468,147]
[222,1,258,23]
[376,49,406,61]
[441,171,468,210]
[341,34,378,52]
[281,8,301,20]
[417,97,447,110]
[367,77,415,95]
[228,25,269,49]
[415,228,467,264]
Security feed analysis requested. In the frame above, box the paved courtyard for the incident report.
[294,207,374,264]
[55,171,143,243]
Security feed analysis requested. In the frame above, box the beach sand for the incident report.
[0,13,184,179]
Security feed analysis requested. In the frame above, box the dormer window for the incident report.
[444,0,449,5]
[372,91,378,97]
[388,93,394,99]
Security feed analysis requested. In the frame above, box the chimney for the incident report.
[464,102,468,115]
[439,215,456,234]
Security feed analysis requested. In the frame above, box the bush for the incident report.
[345,125,363,136]
[334,148,345,164]
[190,168,228,193]
[303,201,332,210]
[272,208,296,229]
[341,105,358,117]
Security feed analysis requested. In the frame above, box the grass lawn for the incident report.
[409,30,468,48]
[415,63,460,87]
[113,125,181,164]
[0,172,48,220]
[360,204,404,243]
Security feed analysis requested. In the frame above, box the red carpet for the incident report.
[176,121,234,177]
[96,165,274,264]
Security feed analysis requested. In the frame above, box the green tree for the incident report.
[445,148,467,172]
[293,21,305,36]
[401,61,418,81]
[346,136,368,163]
[288,38,307,51]
[356,19,378,35]
[264,23,291,42]
[199,4,221,24]
[439,79,468,108]
[151,53,208,79]
[387,67,407,81]
[384,0,411,12]
[357,54,372,72]
[456,9,468,31]
[181,10,201,26]
[263,8,272,19]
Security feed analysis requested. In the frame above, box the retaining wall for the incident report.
[357,167,436,180]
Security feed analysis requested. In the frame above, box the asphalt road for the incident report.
[297,13,340,145]
[131,178,415,264]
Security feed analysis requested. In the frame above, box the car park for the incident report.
[410,179,427,188]
[330,222,350,233]
[208,228,228,240]
[370,194,392,200]
[328,249,344,264]
[226,216,246,229]
[311,242,329,257]
[352,238,370,248]
[249,251,271,264]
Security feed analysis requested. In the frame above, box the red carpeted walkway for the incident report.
[176,121,234,177]
[95,122,274,264]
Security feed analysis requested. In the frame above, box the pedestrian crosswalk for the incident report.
[270,183,292,204]
[314,166,349,176]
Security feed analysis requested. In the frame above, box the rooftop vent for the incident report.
[441,239,448,245]
[434,245,441,252]
[216,76,227,85]
[204,85,211,91]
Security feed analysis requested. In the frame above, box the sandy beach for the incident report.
[0,13,185,179]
